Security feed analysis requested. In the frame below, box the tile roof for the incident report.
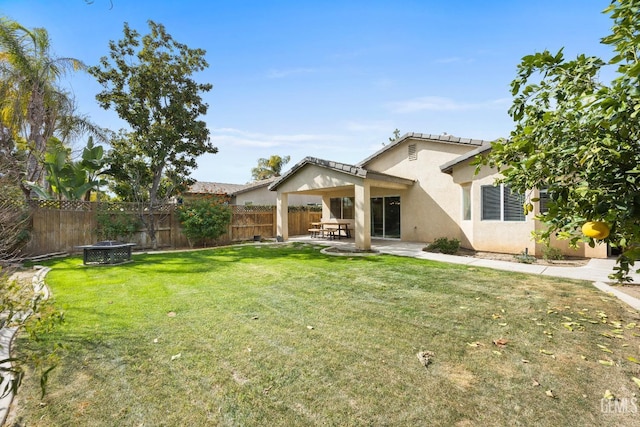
[440,143,493,173]
[187,181,247,195]
[358,132,488,167]
[268,156,414,191]
[232,177,277,195]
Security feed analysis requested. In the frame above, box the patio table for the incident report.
[309,221,351,239]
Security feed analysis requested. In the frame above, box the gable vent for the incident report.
[408,144,417,161]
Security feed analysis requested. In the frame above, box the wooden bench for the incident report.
[308,228,322,238]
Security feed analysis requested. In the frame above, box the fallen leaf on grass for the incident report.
[545,390,557,399]
[539,349,554,356]
[307,325,314,330]
[598,359,614,366]
[467,342,483,348]
[492,350,502,356]
[632,377,640,388]
[167,311,176,317]
[532,379,540,386]
[626,356,640,364]
[580,355,587,360]
[521,359,530,364]
[597,344,613,353]
[171,353,181,361]
[603,389,615,400]
[493,338,509,348]
[251,316,259,320]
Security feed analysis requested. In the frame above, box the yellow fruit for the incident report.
[526,202,534,213]
[581,221,610,240]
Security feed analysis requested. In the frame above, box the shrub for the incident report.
[95,210,141,241]
[425,237,460,255]
[542,245,564,261]
[178,197,232,247]
[514,250,537,264]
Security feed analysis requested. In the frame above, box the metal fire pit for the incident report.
[77,241,136,265]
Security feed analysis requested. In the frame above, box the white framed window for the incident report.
[481,184,525,221]
[462,185,471,221]
[539,189,550,214]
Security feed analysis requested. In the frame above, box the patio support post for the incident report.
[354,181,371,250]
[276,192,289,241]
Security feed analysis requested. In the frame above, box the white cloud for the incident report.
[388,96,510,114]
[210,128,343,148]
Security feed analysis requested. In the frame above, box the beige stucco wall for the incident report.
[450,161,608,258]
[274,165,363,194]
[364,138,478,243]
[234,186,321,206]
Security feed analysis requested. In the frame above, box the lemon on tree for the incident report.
[476,0,640,282]
[581,221,610,240]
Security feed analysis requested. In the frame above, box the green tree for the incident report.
[251,154,290,181]
[177,196,232,247]
[481,0,640,281]
[89,21,217,248]
[27,137,107,201]
[0,17,107,199]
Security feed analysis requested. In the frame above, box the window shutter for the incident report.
[481,186,501,220]
[503,186,525,221]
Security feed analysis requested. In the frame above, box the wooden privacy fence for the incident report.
[21,200,322,257]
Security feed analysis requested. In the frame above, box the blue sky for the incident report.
[1,0,616,184]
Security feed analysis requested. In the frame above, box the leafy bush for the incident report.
[514,250,537,264]
[542,245,564,261]
[95,210,141,241]
[1,267,63,399]
[178,197,232,246]
[425,237,460,255]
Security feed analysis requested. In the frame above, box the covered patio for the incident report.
[268,157,414,251]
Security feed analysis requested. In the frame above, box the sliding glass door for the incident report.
[371,196,400,238]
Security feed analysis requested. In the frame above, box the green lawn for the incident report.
[10,243,640,426]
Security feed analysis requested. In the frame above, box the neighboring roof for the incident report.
[187,181,246,195]
[358,132,488,167]
[268,156,414,191]
[232,177,277,195]
[440,143,493,174]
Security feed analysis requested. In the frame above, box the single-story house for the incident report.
[185,178,321,206]
[268,132,608,258]
[185,181,246,201]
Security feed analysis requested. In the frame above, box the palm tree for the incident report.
[0,18,104,199]
[251,154,291,181]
